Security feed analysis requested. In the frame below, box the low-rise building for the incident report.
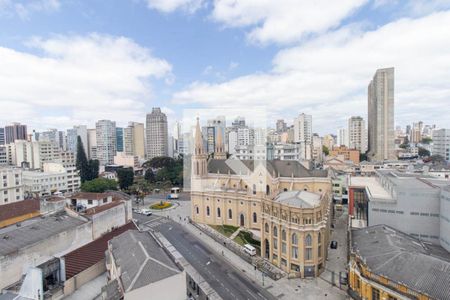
[329,146,360,164]
[113,151,140,169]
[261,190,331,278]
[349,170,450,248]
[349,225,450,300]
[0,167,24,205]
[22,169,69,197]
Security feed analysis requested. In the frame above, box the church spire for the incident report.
[214,127,226,160]
[194,117,204,156]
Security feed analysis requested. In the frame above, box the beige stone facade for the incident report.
[190,119,332,278]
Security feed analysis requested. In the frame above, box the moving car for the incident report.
[168,187,180,199]
[140,209,152,216]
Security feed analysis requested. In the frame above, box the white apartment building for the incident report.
[272,143,303,161]
[0,146,7,165]
[312,135,323,163]
[293,113,312,144]
[432,128,450,161]
[233,144,268,160]
[96,120,117,165]
[23,167,73,197]
[227,130,238,154]
[367,67,396,161]
[237,127,254,146]
[44,162,80,193]
[0,167,24,205]
[7,140,61,169]
[337,128,349,148]
[348,116,367,153]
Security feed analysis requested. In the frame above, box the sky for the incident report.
[0,0,450,135]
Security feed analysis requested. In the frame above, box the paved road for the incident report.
[133,213,277,300]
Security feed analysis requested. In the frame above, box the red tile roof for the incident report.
[64,222,137,279]
[0,199,40,223]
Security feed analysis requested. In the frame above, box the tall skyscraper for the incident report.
[123,122,145,158]
[146,108,168,159]
[87,129,97,160]
[116,127,124,152]
[337,128,349,147]
[5,123,27,144]
[0,128,5,145]
[367,67,395,161]
[96,120,117,165]
[293,113,312,144]
[348,116,367,153]
[276,119,287,133]
[66,125,88,158]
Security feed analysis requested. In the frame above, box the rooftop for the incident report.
[207,159,328,178]
[349,176,393,201]
[64,222,137,279]
[273,190,322,208]
[70,192,111,200]
[377,170,439,190]
[109,230,181,293]
[0,212,86,257]
[84,201,123,216]
[0,199,40,224]
[351,225,450,300]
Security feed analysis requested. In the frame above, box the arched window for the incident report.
[217,207,221,218]
[282,229,286,241]
[206,206,210,216]
[228,209,232,219]
[305,234,312,246]
[266,185,270,195]
[292,233,298,245]
[318,232,321,244]
[265,223,269,233]
[252,184,256,195]
[253,212,257,223]
[195,206,199,214]
[273,226,278,237]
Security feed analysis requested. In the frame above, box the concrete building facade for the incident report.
[146,108,168,159]
[96,120,117,166]
[367,67,395,161]
[432,128,450,161]
[348,116,366,153]
[0,167,24,205]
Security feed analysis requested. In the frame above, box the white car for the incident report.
[140,209,152,216]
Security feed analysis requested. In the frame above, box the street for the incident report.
[133,213,277,300]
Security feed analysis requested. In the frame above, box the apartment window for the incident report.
[282,229,286,241]
[103,198,107,203]
[217,207,221,218]
[253,212,257,223]
[206,206,210,217]
[265,223,269,233]
[88,200,93,205]
[228,209,233,219]
[196,206,199,214]
[291,246,298,259]
[282,242,286,254]
[273,226,278,237]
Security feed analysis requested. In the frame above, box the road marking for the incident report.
[246,290,257,299]
[257,292,268,300]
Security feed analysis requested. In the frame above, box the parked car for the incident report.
[140,209,152,216]
[132,208,140,213]
[330,240,338,249]
[243,244,256,256]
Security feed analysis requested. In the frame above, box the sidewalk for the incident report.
[175,218,349,300]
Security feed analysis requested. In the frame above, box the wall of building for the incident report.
[91,204,126,239]
[0,222,93,290]
[440,188,450,252]
[63,259,105,296]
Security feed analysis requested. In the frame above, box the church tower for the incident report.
[192,117,208,178]
[214,127,227,160]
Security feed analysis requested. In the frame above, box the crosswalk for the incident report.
[142,217,171,229]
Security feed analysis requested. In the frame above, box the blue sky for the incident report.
[1,0,450,134]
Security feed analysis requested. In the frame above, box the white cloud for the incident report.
[172,11,450,133]
[145,0,204,13]
[0,34,172,130]
[0,0,60,19]
[211,0,368,45]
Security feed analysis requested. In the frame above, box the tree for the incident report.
[117,168,134,190]
[421,137,432,144]
[359,152,368,162]
[399,143,409,149]
[88,159,99,180]
[144,169,156,183]
[322,145,329,156]
[430,154,446,164]
[418,147,430,157]
[76,136,90,182]
[143,156,175,169]
[81,178,117,192]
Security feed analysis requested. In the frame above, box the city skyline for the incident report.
[1,1,450,134]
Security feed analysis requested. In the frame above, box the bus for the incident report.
[168,187,180,199]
